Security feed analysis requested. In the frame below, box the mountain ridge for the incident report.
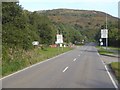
[37,8,118,43]
[37,8,118,18]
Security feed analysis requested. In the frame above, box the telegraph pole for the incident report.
[106,13,108,50]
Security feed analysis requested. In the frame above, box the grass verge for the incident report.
[2,47,73,77]
[97,46,114,55]
[96,46,120,83]
[110,62,120,83]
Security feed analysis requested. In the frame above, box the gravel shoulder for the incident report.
[100,55,119,64]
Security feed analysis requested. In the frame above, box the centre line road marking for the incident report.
[63,67,69,72]
[0,50,72,80]
[73,58,77,61]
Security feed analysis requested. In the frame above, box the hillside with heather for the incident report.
[37,9,118,46]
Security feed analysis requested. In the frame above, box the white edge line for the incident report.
[73,58,77,61]
[63,66,69,72]
[99,55,118,89]
[97,52,100,56]
[103,62,118,89]
[0,50,72,80]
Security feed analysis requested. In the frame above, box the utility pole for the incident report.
[106,13,108,50]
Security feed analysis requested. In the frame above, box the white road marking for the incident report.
[104,63,118,88]
[73,58,77,61]
[0,50,72,80]
[100,56,118,89]
[97,53,100,56]
[101,60,104,64]
[63,67,69,72]
[78,55,80,56]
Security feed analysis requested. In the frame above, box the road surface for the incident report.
[1,43,118,88]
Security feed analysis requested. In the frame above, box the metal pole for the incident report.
[106,13,107,29]
[106,13,108,50]
[106,38,108,50]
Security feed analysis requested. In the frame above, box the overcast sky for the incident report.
[19,0,119,17]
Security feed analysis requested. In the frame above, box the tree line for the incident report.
[2,2,83,49]
[2,2,119,54]
[2,2,57,50]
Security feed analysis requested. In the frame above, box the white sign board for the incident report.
[100,42,103,46]
[99,39,102,42]
[32,41,39,46]
[56,34,63,44]
[60,44,62,47]
[101,29,108,38]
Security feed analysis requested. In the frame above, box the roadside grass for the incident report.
[108,46,120,51]
[96,46,120,83]
[0,64,1,78]
[0,44,1,78]
[2,47,73,77]
[110,62,120,82]
[96,46,114,55]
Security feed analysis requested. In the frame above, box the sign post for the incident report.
[55,34,64,52]
[101,29,108,49]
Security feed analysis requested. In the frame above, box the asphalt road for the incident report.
[2,43,117,88]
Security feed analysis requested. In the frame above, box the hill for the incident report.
[37,9,119,46]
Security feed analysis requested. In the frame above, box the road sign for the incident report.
[101,29,108,38]
[99,38,102,42]
[100,42,103,46]
[32,41,39,46]
[60,44,62,47]
[55,34,63,44]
